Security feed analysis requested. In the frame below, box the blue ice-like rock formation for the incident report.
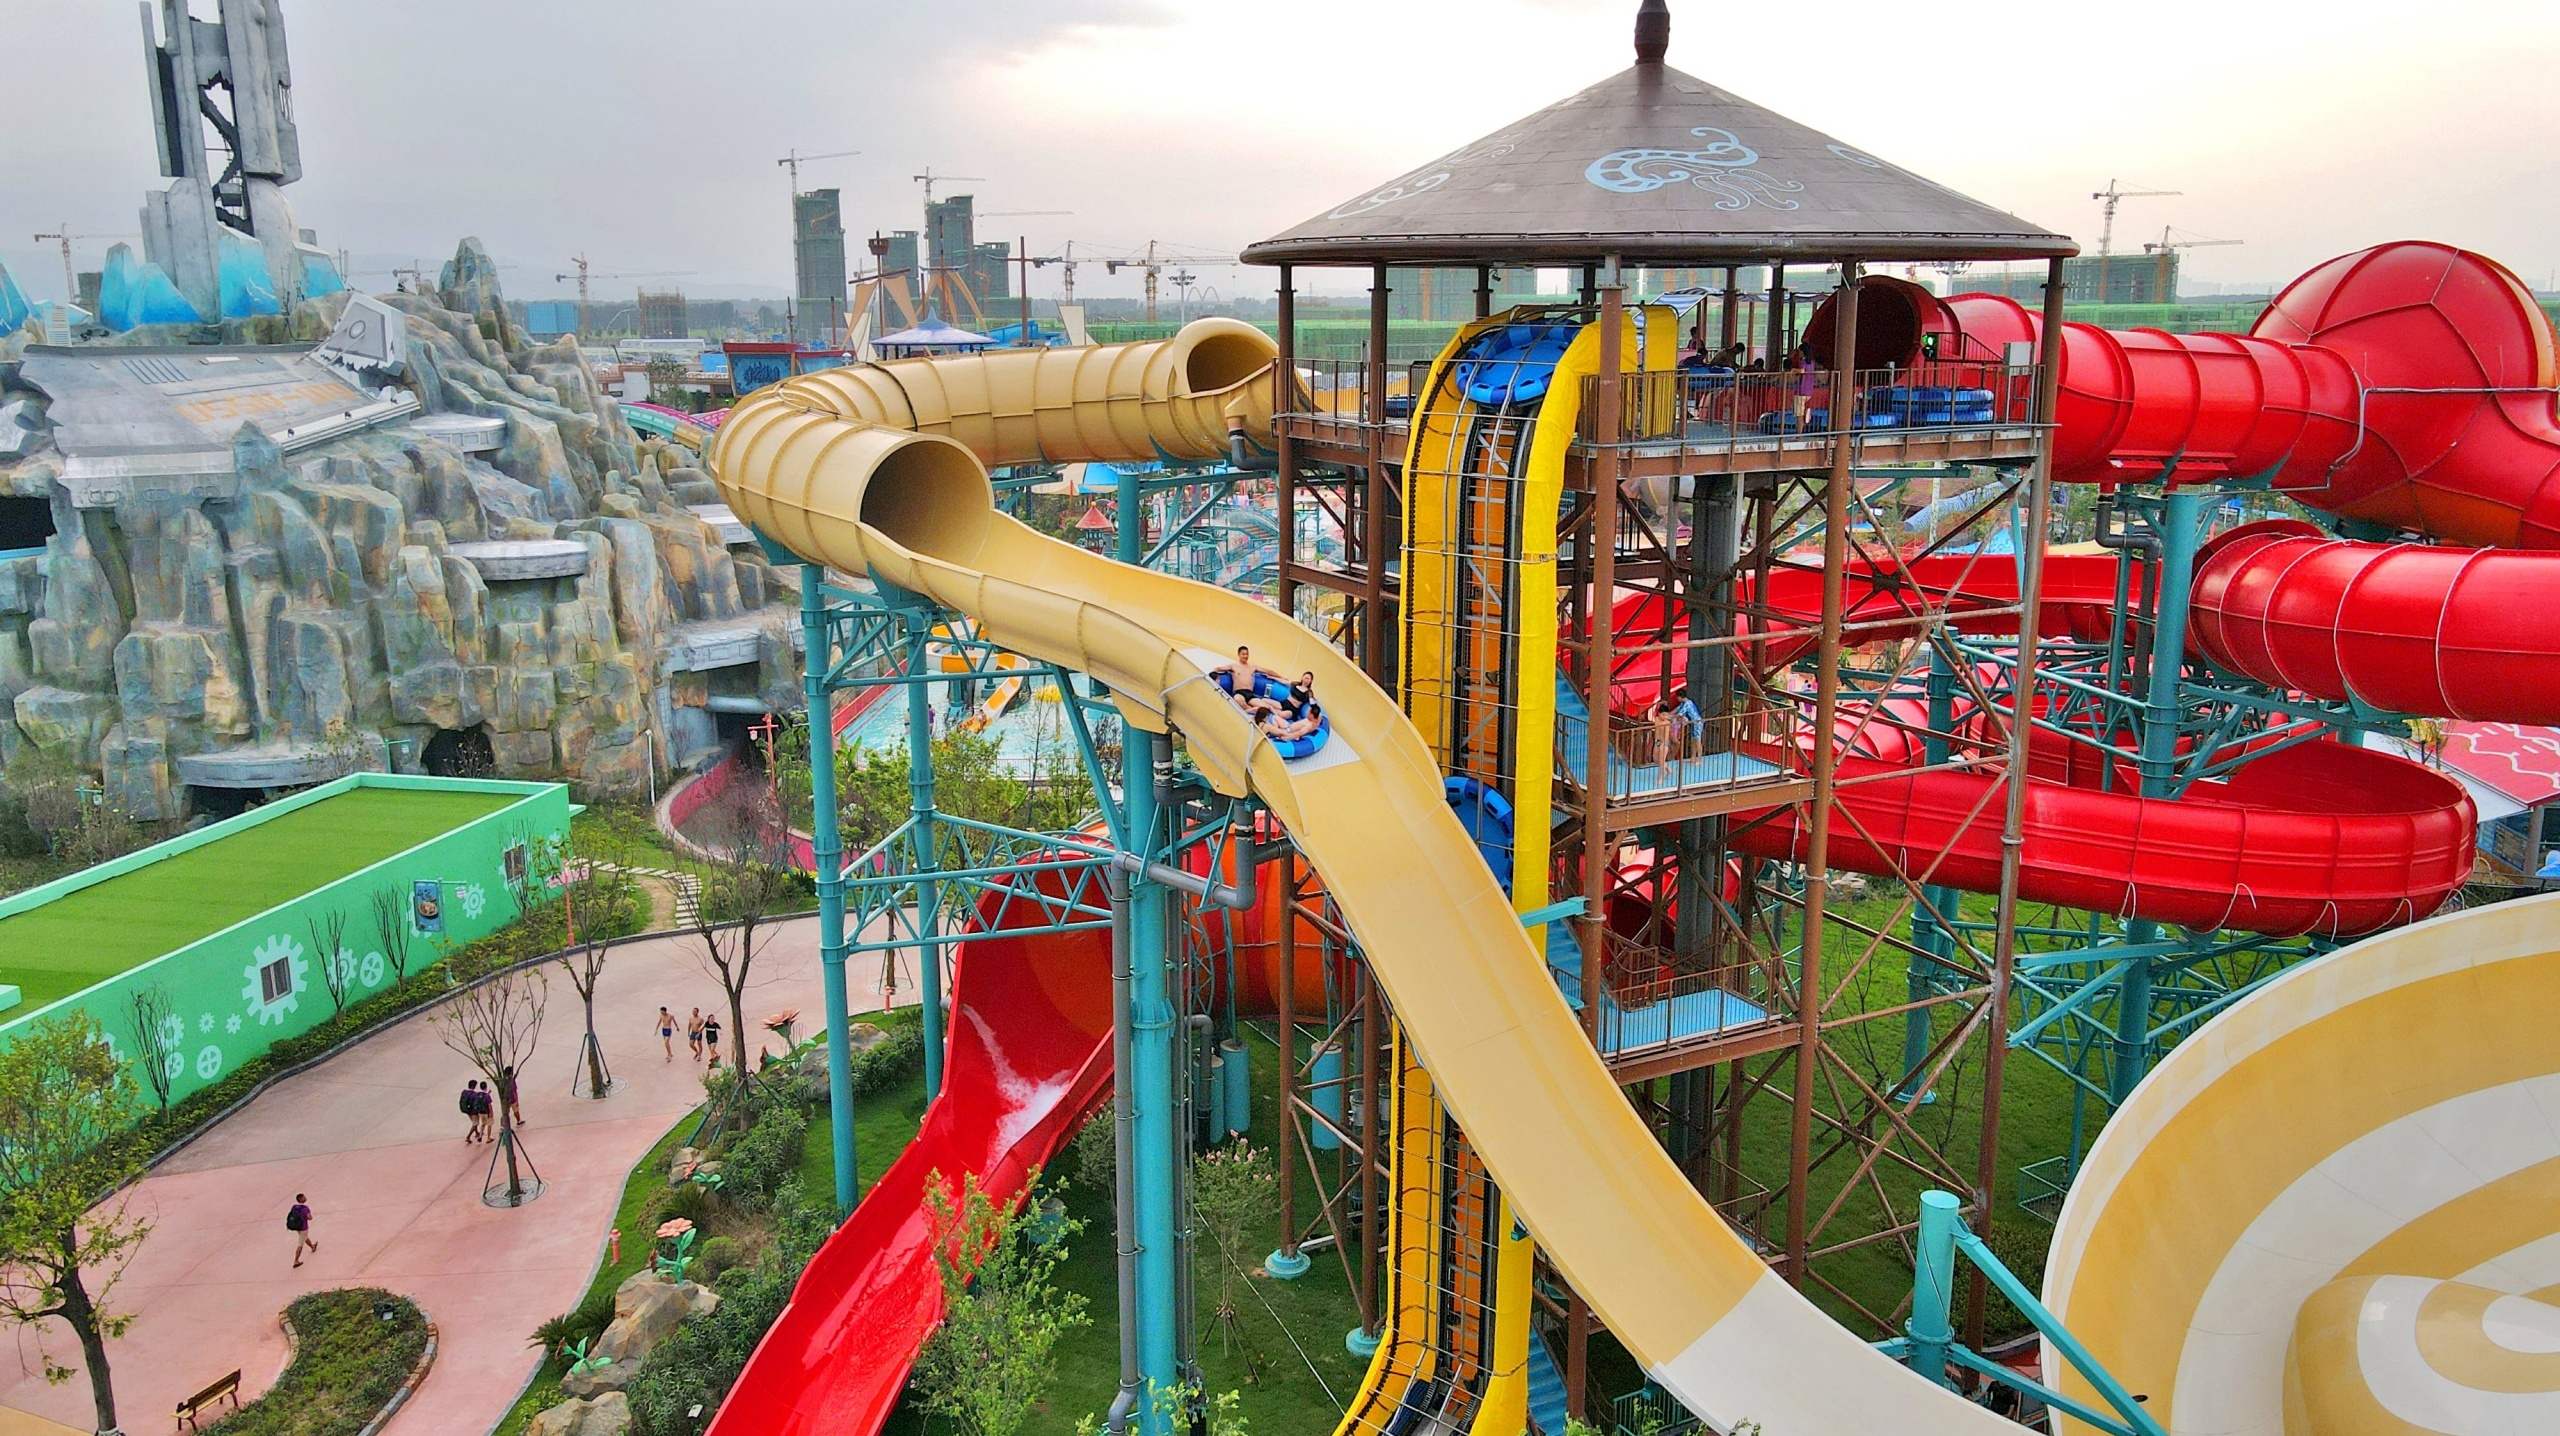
[96,243,202,331]
[217,230,281,318]
[0,261,28,332]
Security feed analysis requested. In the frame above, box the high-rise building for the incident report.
[637,290,689,340]
[923,195,1011,309]
[792,188,847,343]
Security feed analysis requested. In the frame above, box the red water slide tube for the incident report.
[704,880,1116,1436]
[708,848,1325,1436]
[1943,241,2560,548]
[2190,519,2560,724]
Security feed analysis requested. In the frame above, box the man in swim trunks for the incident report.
[1214,645,1285,717]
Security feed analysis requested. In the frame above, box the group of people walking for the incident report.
[456,1070,521,1143]
[656,1004,725,1069]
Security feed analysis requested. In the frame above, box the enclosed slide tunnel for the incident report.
[1806,241,2560,724]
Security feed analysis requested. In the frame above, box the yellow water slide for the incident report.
[708,322,2023,1434]
[2044,890,2560,1436]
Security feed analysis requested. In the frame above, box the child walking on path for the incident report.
[286,1194,317,1268]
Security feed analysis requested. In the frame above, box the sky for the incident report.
[4,0,2558,307]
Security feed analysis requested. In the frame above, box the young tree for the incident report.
[308,907,354,1018]
[688,811,800,1077]
[1191,1141,1276,1380]
[124,983,179,1113]
[911,1170,1089,1436]
[434,967,549,1206]
[370,885,418,986]
[0,1013,154,1434]
[553,846,640,1102]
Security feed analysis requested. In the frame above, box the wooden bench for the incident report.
[176,1369,241,1430]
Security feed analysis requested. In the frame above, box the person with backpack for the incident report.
[459,1079,482,1144]
[286,1194,317,1268]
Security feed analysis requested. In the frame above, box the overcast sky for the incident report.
[5,0,2557,306]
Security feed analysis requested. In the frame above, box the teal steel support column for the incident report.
[2138,491,2205,794]
[805,564,859,1213]
[1117,461,1144,567]
[905,609,947,1101]
[1905,1190,1962,1390]
[1127,731,1181,1433]
[2115,491,2205,1104]
[1898,648,1960,1101]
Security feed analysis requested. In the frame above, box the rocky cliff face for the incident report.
[0,238,797,816]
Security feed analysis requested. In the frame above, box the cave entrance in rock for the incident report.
[0,496,54,555]
[422,725,497,778]
[186,785,265,822]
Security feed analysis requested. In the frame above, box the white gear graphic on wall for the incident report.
[196,1046,221,1080]
[359,951,386,988]
[457,883,487,921]
[241,933,308,1026]
[158,1014,185,1050]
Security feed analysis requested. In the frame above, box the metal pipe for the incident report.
[1905,1190,1962,1389]
[906,610,947,1101]
[805,562,860,1213]
[1116,455,1144,568]
[1276,264,1299,621]
[1967,251,2069,1347]
[1354,971,1382,1338]
[1364,264,1390,680]
[1268,851,1308,1276]
[1106,868,1142,1434]
[1764,263,1787,363]
[1578,263,1626,1038]
[1475,265,1494,319]
[1786,259,1861,1287]
[1129,730,1181,1434]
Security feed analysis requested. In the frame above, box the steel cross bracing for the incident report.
[1876,479,2429,1210]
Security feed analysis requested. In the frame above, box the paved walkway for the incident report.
[0,916,927,1436]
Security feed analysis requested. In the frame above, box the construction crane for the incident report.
[2091,179,2180,301]
[776,147,860,197]
[347,261,432,294]
[913,168,986,212]
[1031,241,1092,304]
[30,225,132,316]
[1104,241,1237,324]
[2140,226,2242,304]
[554,255,694,337]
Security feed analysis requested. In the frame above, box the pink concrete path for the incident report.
[0,915,926,1435]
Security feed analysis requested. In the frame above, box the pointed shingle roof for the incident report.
[1243,60,2073,268]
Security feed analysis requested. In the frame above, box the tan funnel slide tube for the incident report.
[708,321,2023,1434]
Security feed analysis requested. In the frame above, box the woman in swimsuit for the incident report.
[1264,673,1325,742]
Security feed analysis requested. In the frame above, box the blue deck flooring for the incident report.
[1553,673,1781,799]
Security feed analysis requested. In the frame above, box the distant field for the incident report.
[0,787,519,1017]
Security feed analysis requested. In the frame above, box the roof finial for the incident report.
[1634,0,1670,64]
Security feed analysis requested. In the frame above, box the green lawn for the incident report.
[0,786,519,1014]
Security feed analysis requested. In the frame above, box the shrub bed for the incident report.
[202,1288,430,1436]
[501,1010,933,1435]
